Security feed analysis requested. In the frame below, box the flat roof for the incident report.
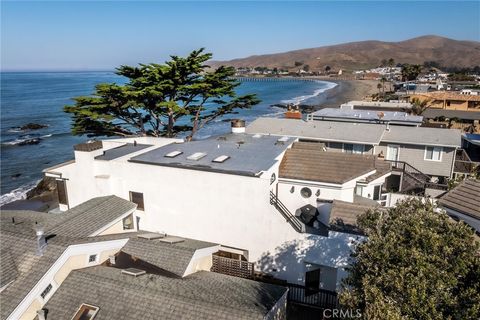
[129,133,293,176]
[246,118,385,145]
[95,143,152,161]
[345,100,413,109]
[310,108,423,124]
[382,126,462,148]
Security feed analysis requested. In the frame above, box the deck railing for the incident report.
[270,191,304,233]
[287,283,339,309]
[211,255,255,279]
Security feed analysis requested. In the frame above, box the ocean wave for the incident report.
[1,137,41,146]
[0,180,39,206]
[280,81,338,105]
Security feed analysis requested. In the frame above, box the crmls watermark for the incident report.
[323,308,362,319]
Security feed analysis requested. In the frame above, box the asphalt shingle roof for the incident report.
[439,179,480,220]
[0,228,67,320]
[329,200,381,234]
[43,266,287,320]
[121,236,218,277]
[279,147,388,184]
[49,196,137,237]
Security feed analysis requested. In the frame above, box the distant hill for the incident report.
[208,36,480,71]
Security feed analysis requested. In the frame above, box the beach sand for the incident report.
[316,79,379,109]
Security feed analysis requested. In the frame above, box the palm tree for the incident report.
[410,97,430,115]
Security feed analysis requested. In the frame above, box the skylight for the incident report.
[71,304,99,320]
[252,134,262,138]
[187,152,207,161]
[277,136,289,142]
[165,150,183,158]
[121,268,147,277]
[212,155,230,163]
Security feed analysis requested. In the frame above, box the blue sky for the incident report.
[1,1,479,71]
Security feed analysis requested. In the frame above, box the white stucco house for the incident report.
[44,123,388,292]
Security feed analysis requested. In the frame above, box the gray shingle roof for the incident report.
[382,126,462,148]
[43,266,287,320]
[49,196,137,237]
[423,109,480,121]
[329,200,381,234]
[121,236,218,277]
[0,228,67,320]
[246,118,385,144]
[279,147,387,184]
[0,249,18,289]
[439,179,480,220]
[129,133,293,177]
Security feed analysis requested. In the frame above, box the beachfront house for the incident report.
[43,122,389,294]
[0,202,287,320]
[246,117,462,198]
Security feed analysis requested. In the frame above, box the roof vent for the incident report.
[212,155,230,163]
[159,236,185,244]
[121,268,147,277]
[187,152,207,161]
[138,232,166,240]
[165,150,183,158]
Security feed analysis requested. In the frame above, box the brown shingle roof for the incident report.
[439,179,480,219]
[329,199,382,234]
[279,147,386,184]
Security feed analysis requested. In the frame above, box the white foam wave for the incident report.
[0,180,39,206]
[280,81,338,105]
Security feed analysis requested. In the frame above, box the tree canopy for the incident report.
[401,64,423,81]
[340,198,480,319]
[64,49,260,139]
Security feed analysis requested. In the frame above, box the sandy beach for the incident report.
[316,79,379,109]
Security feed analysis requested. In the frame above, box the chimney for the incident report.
[35,224,47,256]
[285,104,302,119]
[231,119,246,133]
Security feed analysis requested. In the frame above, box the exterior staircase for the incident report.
[387,160,448,195]
[269,191,304,233]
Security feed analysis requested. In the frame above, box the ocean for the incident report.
[0,72,336,204]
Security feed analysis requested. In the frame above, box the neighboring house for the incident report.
[438,179,480,233]
[307,107,423,126]
[246,118,462,183]
[0,200,287,320]
[409,92,480,111]
[43,128,382,292]
[340,100,413,112]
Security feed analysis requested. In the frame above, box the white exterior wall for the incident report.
[50,141,362,289]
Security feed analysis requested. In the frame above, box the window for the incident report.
[40,283,52,299]
[328,142,343,150]
[300,187,312,198]
[72,304,99,320]
[343,143,354,154]
[270,173,276,185]
[352,144,364,154]
[424,146,442,161]
[88,254,97,263]
[129,191,144,211]
[56,179,68,206]
[355,185,364,196]
[122,214,134,230]
[373,185,381,200]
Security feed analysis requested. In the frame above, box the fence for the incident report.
[287,283,339,309]
[211,255,255,279]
